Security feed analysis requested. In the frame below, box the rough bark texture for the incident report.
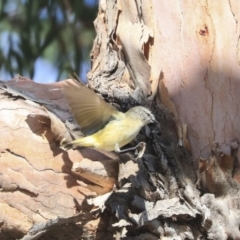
[1,0,240,239]
[0,77,118,239]
[88,0,240,239]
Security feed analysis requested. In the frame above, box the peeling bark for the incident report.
[0,77,117,239]
[87,0,240,239]
[1,0,240,239]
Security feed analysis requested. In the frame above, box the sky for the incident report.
[0,0,96,83]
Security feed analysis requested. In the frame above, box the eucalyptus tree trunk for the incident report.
[1,1,240,240]
[87,0,240,239]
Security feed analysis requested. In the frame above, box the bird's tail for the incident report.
[60,136,95,151]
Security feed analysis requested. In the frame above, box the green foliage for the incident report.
[0,0,97,81]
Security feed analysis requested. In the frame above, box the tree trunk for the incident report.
[1,0,240,240]
[0,76,120,239]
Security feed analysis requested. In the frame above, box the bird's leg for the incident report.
[134,142,146,160]
[114,143,122,153]
[114,142,146,160]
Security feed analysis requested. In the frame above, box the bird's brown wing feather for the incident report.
[62,79,119,135]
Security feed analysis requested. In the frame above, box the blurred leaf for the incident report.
[0,0,97,82]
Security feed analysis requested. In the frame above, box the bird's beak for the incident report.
[151,118,159,124]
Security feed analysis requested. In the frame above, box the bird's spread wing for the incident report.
[62,79,119,135]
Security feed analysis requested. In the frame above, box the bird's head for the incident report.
[126,106,157,126]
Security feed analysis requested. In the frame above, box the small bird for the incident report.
[61,79,156,153]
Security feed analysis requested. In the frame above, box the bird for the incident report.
[60,79,156,154]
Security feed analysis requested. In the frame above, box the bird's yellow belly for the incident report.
[91,118,143,151]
